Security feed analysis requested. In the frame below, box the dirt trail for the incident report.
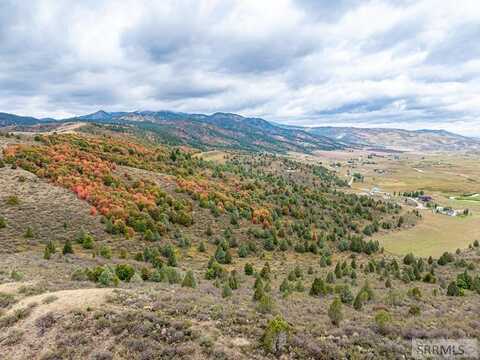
[9,288,114,317]
[1,288,115,359]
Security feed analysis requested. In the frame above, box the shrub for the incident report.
[222,283,232,298]
[98,267,119,287]
[279,279,292,295]
[408,305,421,316]
[71,268,87,281]
[0,292,16,308]
[150,269,164,282]
[228,271,239,290]
[403,253,415,265]
[407,287,422,301]
[24,227,34,238]
[197,241,206,252]
[310,278,328,297]
[62,240,74,255]
[385,289,404,306]
[6,195,19,206]
[167,250,177,267]
[10,269,25,281]
[165,266,181,284]
[206,259,225,280]
[82,234,95,249]
[326,272,335,284]
[0,217,6,229]
[99,245,112,259]
[294,280,305,292]
[438,252,454,266]
[447,281,463,296]
[326,298,342,327]
[257,294,275,314]
[353,290,369,311]
[262,316,290,355]
[340,285,354,304]
[260,263,271,280]
[238,244,249,258]
[115,264,135,282]
[375,310,392,334]
[182,270,197,288]
[43,241,56,260]
[456,270,473,290]
[244,263,254,276]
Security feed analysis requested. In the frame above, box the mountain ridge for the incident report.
[1,109,479,153]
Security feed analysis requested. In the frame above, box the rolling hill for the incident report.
[307,126,480,152]
[0,110,344,153]
[2,109,480,153]
[73,110,344,153]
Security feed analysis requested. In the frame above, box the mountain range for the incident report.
[1,110,480,153]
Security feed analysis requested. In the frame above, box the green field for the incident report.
[377,200,480,257]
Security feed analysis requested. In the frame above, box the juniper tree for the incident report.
[182,270,197,288]
[328,297,343,326]
[310,278,328,297]
[244,263,254,276]
[62,240,74,255]
[222,283,232,298]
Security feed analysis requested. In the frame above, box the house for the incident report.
[418,195,433,202]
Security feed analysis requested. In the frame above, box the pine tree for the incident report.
[222,283,232,298]
[24,226,34,238]
[310,278,328,296]
[326,272,335,284]
[328,297,343,326]
[198,241,206,252]
[340,285,354,304]
[62,239,74,255]
[244,263,254,275]
[260,262,271,280]
[228,270,239,290]
[168,251,177,267]
[182,270,197,288]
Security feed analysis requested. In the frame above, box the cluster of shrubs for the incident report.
[73,263,197,288]
[447,270,480,297]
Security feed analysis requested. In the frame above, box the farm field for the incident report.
[293,149,480,256]
[377,209,480,257]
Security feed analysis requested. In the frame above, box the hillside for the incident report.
[73,111,344,153]
[307,126,480,152]
[1,130,480,359]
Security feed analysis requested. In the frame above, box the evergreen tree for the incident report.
[182,270,197,288]
[62,240,74,255]
[328,297,343,326]
[244,263,254,275]
[310,278,328,296]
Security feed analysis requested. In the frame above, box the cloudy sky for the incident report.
[1,0,480,135]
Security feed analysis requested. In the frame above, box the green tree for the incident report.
[182,270,197,288]
[328,297,343,326]
[262,316,290,355]
[310,278,328,297]
[375,310,392,334]
[244,263,254,275]
[62,240,74,255]
[340,285,354,304]
[222,283,232,298]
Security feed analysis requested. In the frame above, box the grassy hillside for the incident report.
[0,131,479,359]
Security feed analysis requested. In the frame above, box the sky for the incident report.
[1,0,480,135]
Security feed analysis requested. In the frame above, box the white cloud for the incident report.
[0,0,479,135]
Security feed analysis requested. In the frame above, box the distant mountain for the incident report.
[71,110,344,153]
[307,126,480,152]
[3,109,479,153]
[0,112,41,126]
